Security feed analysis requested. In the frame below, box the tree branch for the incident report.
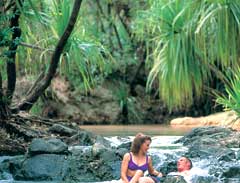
[17,0,83,111]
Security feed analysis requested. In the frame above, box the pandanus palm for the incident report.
[135,0,240,111]
[18,0,112,91]
[0,0,113,119]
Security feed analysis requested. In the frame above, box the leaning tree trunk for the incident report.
[17,0,83,111]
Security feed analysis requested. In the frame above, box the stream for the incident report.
[1,125,240,183]
[0,135,212,183]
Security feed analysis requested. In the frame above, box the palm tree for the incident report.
[0,0,83,119]
[134,0,240,111]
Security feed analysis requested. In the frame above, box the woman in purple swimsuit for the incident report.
[120,133,162,183]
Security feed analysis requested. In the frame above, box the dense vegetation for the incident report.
[1,0,240,122]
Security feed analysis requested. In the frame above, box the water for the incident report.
[79,124,194,136]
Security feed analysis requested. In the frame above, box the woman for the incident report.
[121,133,162,183]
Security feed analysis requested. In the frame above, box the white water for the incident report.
[102,136,212,183]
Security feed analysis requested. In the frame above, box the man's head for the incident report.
[177,156,192,172]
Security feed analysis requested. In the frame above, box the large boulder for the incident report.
[175,126,233,146]
[65,142,122,182]
[13,154,69,181]
[9,138,69,181]
[28,138,68,156]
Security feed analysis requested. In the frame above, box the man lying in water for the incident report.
[168,156,208,183]
[168,156,192,182]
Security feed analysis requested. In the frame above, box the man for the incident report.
[177,156,192,175]
[168,156,193,183]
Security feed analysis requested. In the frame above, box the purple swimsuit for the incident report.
[127,153,148,181]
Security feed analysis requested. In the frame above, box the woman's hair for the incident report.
[130,133,152,155]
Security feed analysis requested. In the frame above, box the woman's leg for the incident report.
[129,170,143,183]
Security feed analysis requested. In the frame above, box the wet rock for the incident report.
[66,130,96,145]
[115,148,128,158]
[13,154,69,181]
[66,130,110,147]
[186,140,235,160]
[117,141,131,150]
[48,124,77,136]
[174,126,238,160]
[159,160,178,176]
[65,145,121,182]
[217,149,236,162]
[28,138,68,156]
[163,175,187,183]
[236,150,240,160]
[221,165,240,179]
[175,126,233,145]
[0,156,23,180]
[191,175,219,183]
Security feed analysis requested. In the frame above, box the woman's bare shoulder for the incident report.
[123,152,131,160]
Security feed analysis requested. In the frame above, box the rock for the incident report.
[48,124,77,137]
[13,154,69,181]
[28,138,68,156]
[95,135,112,147]
[173,126,239,160]
[217,149,236,162]
[236,150,240,160]
[66,130,96,146]
[66,130,111,148]
[163,175,187,183]
[170,111,240,130]
[92,143,107,158]
[58,85,121,124]
[159,160,178,176]
[115,148,128,158]
[221,165,240,179]
[117,141,131,150]
[191,175,219,183]
[0,156,23,180]
[175,126,233,145]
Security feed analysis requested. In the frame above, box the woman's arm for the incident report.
[121,153,130,183]
[148,156,163,177]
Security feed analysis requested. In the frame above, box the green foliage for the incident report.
[134,0,240,110]
[16,0,114,92]
[216,68,240,116]
[29,98,43,115]
[114,83,141,122]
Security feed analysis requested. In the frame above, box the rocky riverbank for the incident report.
[0,125,240,183]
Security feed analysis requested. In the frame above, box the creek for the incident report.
[1,125,240,183]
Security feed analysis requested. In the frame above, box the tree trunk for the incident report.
[17,0,83,111]
[0,72,10,120]
[6,0,24,104]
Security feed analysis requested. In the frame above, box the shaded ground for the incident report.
[0,113,77,155]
